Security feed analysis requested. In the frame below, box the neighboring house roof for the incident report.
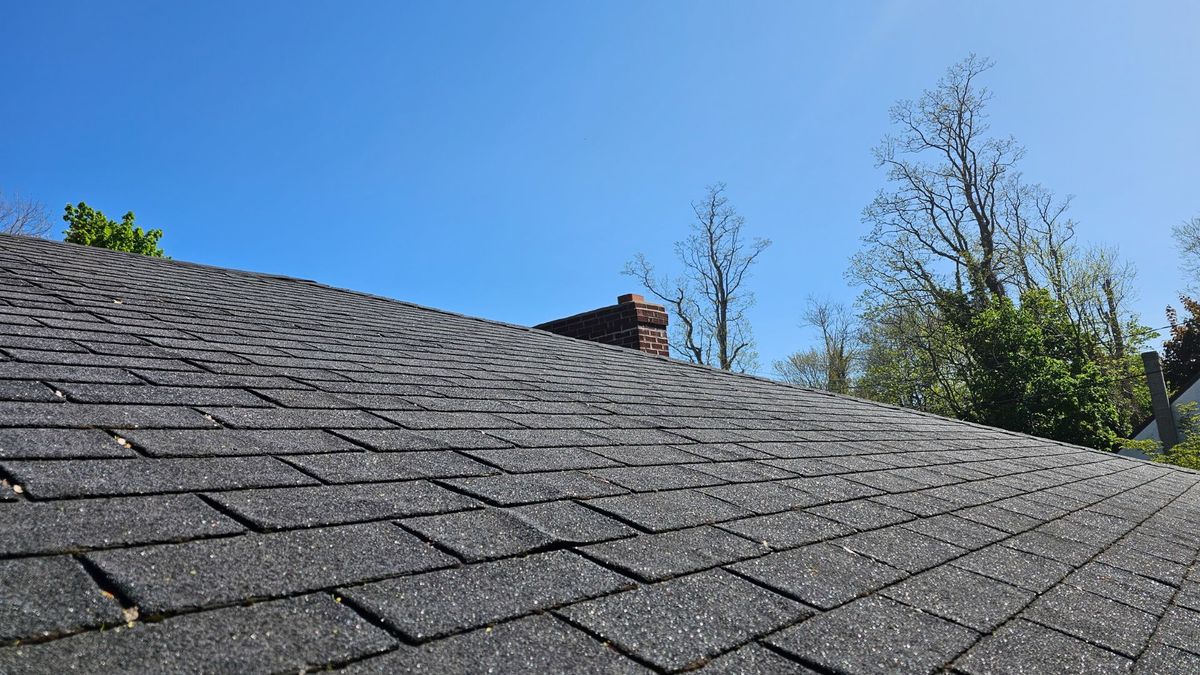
[1133,367,1200,441]
[1,234,1199,673]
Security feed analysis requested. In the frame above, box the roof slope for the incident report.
[0,234,1198,673]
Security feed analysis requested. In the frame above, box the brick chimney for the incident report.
[536,294,669,357]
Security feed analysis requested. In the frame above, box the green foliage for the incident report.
[1130,402,1200,470]
[955,289,1120,449]
[1163,297,1200,394]
[62,202,166,257]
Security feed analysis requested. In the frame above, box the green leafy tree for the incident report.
[62,202,166,257]
[1163,297,1200,394]
[1127,402,1200,470]
[954,289,1120,449]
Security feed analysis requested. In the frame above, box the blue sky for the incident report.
[3,1,1198,373]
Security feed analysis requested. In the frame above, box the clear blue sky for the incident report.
[3,1,1198,373]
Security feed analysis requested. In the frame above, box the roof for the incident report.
[1132,365,1200,440]
[1,234,1199,674]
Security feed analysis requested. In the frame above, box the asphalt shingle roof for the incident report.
[1,233,1199,673]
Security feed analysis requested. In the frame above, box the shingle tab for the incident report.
[345,615,646,674]
[881,565,1033,632]
[2,456,316,498]
[404,501,634,562]
[1022,584,1158,657]
[0,594,396,673]
[285,449,496,482]
[767,596,979,674]
[954,619,1132,674]
[0,428,133,459]
[730,542,908,610]
[343,551,632,641]
[559,569,810,671]
[579,525,766,582]
[0,494,243,556]
[719,510,855,550]
[120,428,358,457]
[87,523,453,614]
[207,480,478,529]
[586,490,751,532]
[0,556,125,641]
[0,402,217,429]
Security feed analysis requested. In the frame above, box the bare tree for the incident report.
[852,54,1019,313]
[0,191,52,238]
[1174,217,1200,290]
[774,298,861,393]
[624,183,770,372]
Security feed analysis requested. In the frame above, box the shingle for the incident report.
[87,523,453,614]
[404,501,633,562]
[0,402,217,429]
[345,615,646,674]
[767,596,978,674]
[1135,642,1200,675]
[900,513,1008,549]
[580,525,766,582]
[588,444,707,466]
[120,428,359,457]
[730,542,908,610]
[698,482,818,514]
[285,450,496,482]
[0,594,396,673]
[0,494,243,556]
[0,362,143,384]
[332,428,449,451]
[697,642,819,674]
[1023,584,1158,657]
[956,504,1043,533]
[1096,544,1188,587]
[806,498,914,529]
[444,470,627,506]
[687,460,796,483]
[251,388,359,408]
[1003,530,1098,566]
[837,526,967,573]
[202,407,395,429]
[952,544,1074,593]
[1157,606,1200,654]
[589,464,722,491]
[485,428,612,447]
[954,618,1133,674]
[469,446,621,473]
[207,480,478,530]
[54,382,269,407]
[0,556,125,641]
[719,510,854,550]
[587,490,751,532]
[0,380,59,402]
[374,410,522,430]
[781,475,882,503]
[1066,562,1175,615]
[882,565,1033,632]
[0,428,133,459]
[343,551,632,641]
[678,443,771,461]
[559,569,809,672]
[2,456,316,498]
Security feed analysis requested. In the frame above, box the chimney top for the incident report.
[535,293,669,358]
